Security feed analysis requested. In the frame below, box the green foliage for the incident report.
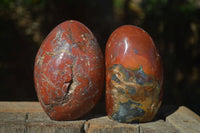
[0,0,12,8]
[0,0,46,8]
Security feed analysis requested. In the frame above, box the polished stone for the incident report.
[105,25,163,123]
[34,20,104,120]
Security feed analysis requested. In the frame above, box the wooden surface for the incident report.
[0,102,199,133]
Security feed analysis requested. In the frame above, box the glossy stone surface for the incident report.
[105,25,163,123]
[34,20,104,120]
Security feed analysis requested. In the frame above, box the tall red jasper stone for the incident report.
[34,20,104,120]
[105,25,163,123]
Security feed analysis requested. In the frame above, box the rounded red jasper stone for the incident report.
[105,25,163,123]
[34,20,104,120]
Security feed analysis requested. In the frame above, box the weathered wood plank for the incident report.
[84,116,139,133]
[0,123,26,133]
[0,112,26,122]
[0,102,85,133]
[0,113,26,133]
[0,102,200,133]
[0,102,43,113]
[26,112,85,133]
[139,120,178,133]
[166,106,200,133]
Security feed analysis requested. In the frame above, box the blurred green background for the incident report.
[0,0,199,114]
